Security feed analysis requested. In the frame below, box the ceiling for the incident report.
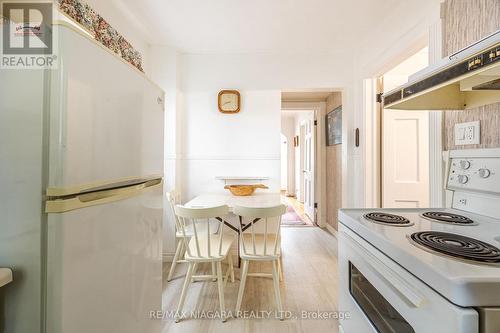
[119,0,402,54]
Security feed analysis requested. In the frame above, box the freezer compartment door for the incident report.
[48,24,164,189]
[46,182,162,333]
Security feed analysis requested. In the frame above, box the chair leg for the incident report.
[167,240,183,282]
[216,261,226,322]
[272,260,284,320]
[235,259,249,315]
[212,262,217,282]
[191,263,198,282]
[175,262,195,322]
[223,253,235,287]
[278,255,283,282]
[229,253,235,283]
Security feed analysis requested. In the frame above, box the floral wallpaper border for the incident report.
[57,0,144,72]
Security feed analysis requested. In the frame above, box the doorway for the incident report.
[280,90,343,229]
[380,47,430,208]
[281,109,316,223]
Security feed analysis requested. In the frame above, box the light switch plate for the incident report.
[454,121,480,145]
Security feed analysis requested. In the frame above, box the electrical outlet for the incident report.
[455,121,480,145]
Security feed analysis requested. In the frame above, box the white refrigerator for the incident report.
[0,22,164,333]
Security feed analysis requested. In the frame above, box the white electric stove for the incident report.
[338,148,500,333]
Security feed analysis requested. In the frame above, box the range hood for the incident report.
[383,30,500,110]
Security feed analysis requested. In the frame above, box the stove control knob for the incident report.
[458,175,469,184]
[478,168,491,178]
[459,160,471,170]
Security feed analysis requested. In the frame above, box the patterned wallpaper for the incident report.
[442,0,500,150]
[326,92,342,230]
[58,0,144,72]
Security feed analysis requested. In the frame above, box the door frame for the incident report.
[282,101,327,228]
[363,20,445,209]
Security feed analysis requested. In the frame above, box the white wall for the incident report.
[181,89,281,200]
[148,46,183,256]
[181,53,352,92]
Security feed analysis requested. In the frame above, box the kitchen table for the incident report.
[185,192,283,266]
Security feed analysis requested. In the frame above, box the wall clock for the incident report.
[218,90,240,113]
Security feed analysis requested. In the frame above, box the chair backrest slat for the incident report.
[180,216,192,257]
[191,217,201,257]
[234,204,287,258]
[174,204,229,260]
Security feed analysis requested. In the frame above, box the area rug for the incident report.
[281,205,307,226]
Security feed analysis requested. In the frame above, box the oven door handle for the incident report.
[344,231,426,308]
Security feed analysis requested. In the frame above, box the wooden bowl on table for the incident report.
[224,184,269,196]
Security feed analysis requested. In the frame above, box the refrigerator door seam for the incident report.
[45,178,162,213]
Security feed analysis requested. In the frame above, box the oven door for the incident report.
[338,224,478,333]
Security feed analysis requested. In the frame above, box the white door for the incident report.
[382,48,429,208]
[382,110,429,208]
[302,118,315,220]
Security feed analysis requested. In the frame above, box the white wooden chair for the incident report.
[233,204,287,320]
[166,191,184,282]
[174,204,235,323]
[166,191,219,282]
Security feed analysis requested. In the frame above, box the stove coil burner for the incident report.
[422,212,475,225]
[363,212,412,226]
[410,231,500,265]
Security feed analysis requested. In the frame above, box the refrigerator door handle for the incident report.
[46,175,163,197]
[46,178,162,213]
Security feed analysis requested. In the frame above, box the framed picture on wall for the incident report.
[326,105,342,146]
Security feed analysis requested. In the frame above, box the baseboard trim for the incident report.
[162,253,175,262]
[325,224,338,237]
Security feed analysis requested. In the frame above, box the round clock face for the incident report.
[218,90,240,113]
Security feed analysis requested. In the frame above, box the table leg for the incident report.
[241,218,261,232]
[238,216,243,268]
[216,216,241,268]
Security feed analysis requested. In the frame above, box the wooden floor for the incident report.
[161,227,339,333]
[281,194,314,226]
